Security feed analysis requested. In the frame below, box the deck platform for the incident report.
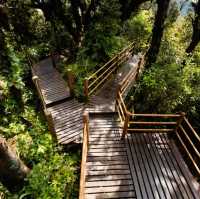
[84,115,136,198]
[126,133,199,199]
[83,115,200,199]
[32,55,199,199]
[32,57,70,106]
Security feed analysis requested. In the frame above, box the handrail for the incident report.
[88,42,134,80]
[79,113,89,199]
[115,57,200,177]
[176,117,200,176]
[130,113,181,117]
[127,113,183,134]
[120,57,142,95]
[32,76,46,109]
[84,42,135,98]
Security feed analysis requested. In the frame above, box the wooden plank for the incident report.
[87,155,128,162]
[144,134,173,199]
[135,134,168,199]
[146,133,181,199]
[88,148,126,153]
[127,133,149,199]
[86,160,129,166]
[131,113,180,118]
[168,135,200,199]
[86,174,132,182]
[85,185,134,194]
[88,151,127,157]
[125,135,143,199]
[134,133,162,199]
[60,134,81,144]
[128,128,174,133]
[132,134,155,199]
[86,164,129,171]
[129,121,177,125]
[57,128,82,141]
[87,169,131,176]
[89,143,125,149]
[86,179,133,187]
[85,191,136,198]
[88,137,122,142]
[158,134,194,199]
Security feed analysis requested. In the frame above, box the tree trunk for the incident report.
[0,136,30,192]
[145,0,170,68]
[186,0,200,53]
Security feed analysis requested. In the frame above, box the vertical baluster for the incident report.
[84,78,89,99]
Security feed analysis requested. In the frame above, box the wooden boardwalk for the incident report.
[47,99,84,144]
[85,114,136,198]
[81,114,200,199]
[126,133,199,199]
[32,57,70,106]
[32,54,199,199]
[32,55,141,144]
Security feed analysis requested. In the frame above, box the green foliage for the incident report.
[133,63,185,113]
[132,14,200,129]
[0,29,80,199]
[0,105,80,199]
[121,10,153,52]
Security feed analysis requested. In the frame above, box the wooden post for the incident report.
[32,75,38,85]
[44,110,57,142]
[67,69,75,96]
[83,112,89,146]
[50,52,56,68]
[175,112,186,133]
[32,76,46,109]
[115,83,122,111]
[84,78,89,99]
[122,111,130,139]
[79,112,89,199]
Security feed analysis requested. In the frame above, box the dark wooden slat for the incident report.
[134,135,165,198]
[125,134,149,199]
[134,133,162,199]
[88,148,126,153]
[86,160,129,166]
[86,174,132,182]
[87,169,131,176]
[85,191,136,198]
[86,179,133,187]
[86,164,129,171]
[157,134,193,199]
[85,185,134,194]
[132,133,155,199]
[162,134,200,199]
[145,134,176,199]
[88,151,127,157]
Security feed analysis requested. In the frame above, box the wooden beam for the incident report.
[84,78,89,98]
[79,113,89,199]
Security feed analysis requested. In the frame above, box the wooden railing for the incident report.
[176,117,200,176]
[84,42,135,98]
[115,66,200,177]
[32,75,46,109]
[79,113,89,199]
[116,87,200,177]
[127,113,182,134]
